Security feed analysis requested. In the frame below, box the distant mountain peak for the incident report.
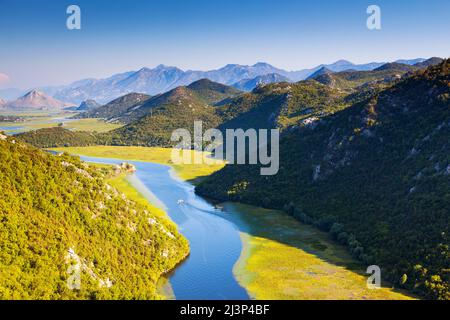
[6,89,66,110]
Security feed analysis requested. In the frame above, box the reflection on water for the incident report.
[79,156,249,300]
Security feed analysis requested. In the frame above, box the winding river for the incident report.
[79,156,249,300]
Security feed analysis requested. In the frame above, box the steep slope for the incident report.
[197,60,450,299]
[0,98,6,108]
[76,93,151,121]
[0,134,188,299]
[6,90,67,110]
[217,80,348,132]
[232,73,290,91]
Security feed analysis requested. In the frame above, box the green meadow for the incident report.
[0,113,121,134]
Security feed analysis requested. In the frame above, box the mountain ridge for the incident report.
[35,58,437,104]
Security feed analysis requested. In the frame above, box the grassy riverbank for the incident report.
[52,146,225,182]
[220,203,415,300]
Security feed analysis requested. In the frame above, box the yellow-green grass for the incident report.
[63,118,122,132]
[52,146,225,182]
[0,111,60,117]
[220,202,415,300]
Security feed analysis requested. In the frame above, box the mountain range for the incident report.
[1,58,429,105]
[20,58,444,148]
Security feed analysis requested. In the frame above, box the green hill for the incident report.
[196,60,450,299]
[105,86,223,146]
[75,92,151,121]
[217,81,347,131]
[0,134,188,299]
[17,127,98,148]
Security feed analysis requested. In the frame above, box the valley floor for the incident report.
[0,112,121,134]
[52,146,415,300]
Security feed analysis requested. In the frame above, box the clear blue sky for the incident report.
[0,0,449,88]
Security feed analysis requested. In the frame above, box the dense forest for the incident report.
[17,127,98,148]
[0,133,188,299]
[197,60,450,299]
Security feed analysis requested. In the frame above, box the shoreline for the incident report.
[100,166,190,300]
[123,173,191,300]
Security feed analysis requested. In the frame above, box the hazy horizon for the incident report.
[1,0,450,88]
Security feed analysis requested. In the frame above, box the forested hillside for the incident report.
[197,60,450,299]
[0,134,188,299]
[17,127,98,148]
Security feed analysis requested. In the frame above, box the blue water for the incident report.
[0,125,23,132]
[79,156,249,300]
